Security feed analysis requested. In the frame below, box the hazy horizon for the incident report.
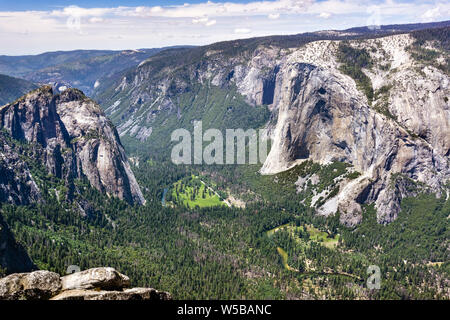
[2,19,449,57]
[1,0,449,55]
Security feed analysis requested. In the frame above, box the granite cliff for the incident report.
[95,27,449,225]
[0,86,145,206]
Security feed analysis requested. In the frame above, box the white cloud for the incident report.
[319,12,331,19]
[192,16,217,26]
[50,5,114,18]
[19,1,450,21]
[0,1,449,55]
[50,1,314,19]
[234,28,252,34]
[192,17,209,24]
[421,4,450,22]
[89,17,104,23]
[268,13,281,19]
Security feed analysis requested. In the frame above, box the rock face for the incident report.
[0,86,145,205]
[259,55,449,224]
[98,28,449,225]
[258,34,449,224]
[0,131,41,205]
[0,267,171,301]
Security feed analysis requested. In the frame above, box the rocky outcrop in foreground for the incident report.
[0,267,171,301]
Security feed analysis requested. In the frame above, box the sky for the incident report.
[0,0,449,55]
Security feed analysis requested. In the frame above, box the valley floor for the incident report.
[2,160,448,300]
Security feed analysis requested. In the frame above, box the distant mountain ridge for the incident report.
[0,47,189,96]
[0,74,37,106]
[24,49,170,95]
[0,50,117,77]
[343,20,450,34]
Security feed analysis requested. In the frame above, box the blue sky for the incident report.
[2,0,296,11]
[0,1,252,10]
[0,0,448,55]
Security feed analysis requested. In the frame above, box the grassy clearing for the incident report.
[267,223,339,250]
[306,225,340,249]
[266,223,291,237]
[276,247,298,272]
[268,223,341,273]
[170,175,226,209]
[427,262,444,267]
[270,224,360,280]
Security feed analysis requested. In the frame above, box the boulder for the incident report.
[0,271,61,300]
[51,288,172,301]
[61,267,130,291]
[0,267,171,301]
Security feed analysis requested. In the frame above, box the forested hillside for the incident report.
[0,74,37,105]
[2,155,448,299]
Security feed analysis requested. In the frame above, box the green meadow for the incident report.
[171,175,226,209]
[267,223,340,250]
